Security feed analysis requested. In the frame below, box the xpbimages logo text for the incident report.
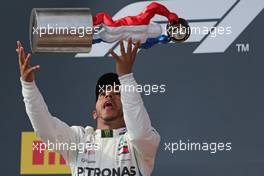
[167,24,232,38]
[98,82,166,96]
[32,139,101,154]
[164,139,232,154]
[32,25,100,38]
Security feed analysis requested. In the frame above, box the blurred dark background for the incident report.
[0,0,263,175]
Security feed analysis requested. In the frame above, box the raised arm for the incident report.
[16,41,78,162]
[109,39,160,160]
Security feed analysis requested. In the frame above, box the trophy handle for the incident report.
[166,18,191,42]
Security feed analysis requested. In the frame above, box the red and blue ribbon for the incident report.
[92,2,178,49]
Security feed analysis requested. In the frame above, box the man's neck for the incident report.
[96,117,126,129]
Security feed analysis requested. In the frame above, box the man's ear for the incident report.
[92,110,97,120]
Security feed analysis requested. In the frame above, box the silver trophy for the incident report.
[29,4,191,53]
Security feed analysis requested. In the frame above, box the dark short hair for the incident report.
[95,73,120,101]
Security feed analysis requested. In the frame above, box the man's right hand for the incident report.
[16,41,40,82]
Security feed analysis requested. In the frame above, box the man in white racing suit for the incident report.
[16,38,160,176]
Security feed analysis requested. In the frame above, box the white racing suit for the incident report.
[21,73,160,176]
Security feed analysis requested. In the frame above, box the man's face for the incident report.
[95,87,123,122]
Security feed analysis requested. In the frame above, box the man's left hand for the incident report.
[109,38,141,77]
